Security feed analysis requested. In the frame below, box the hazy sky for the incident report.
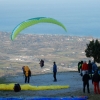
[0,0,100,37]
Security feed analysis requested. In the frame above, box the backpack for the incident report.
[14,83,21,92]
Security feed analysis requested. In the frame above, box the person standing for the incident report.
[88,60,92,79]
[92,70,100,94]
[79,61,83,76]
[82,61,88,75]
[22,66,31,83]
[53,62,57,82]
[39,59,44,68]
[78,61,81,73]
[92,61,98,73]
[82,71,90,93]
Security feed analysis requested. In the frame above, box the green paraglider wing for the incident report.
[11,17,67,40]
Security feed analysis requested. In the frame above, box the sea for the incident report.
[0,0,100,38]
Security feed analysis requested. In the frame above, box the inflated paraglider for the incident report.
[11,17,67,40]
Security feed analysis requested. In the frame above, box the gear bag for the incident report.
[14,83,21,92]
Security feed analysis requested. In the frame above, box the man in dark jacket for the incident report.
[53,62,57,82]
[82,71,90,93]
[39,59,44,68]
[79,61,83,76]
[92,70,100,94]
[78,61,81,73]
[88,60,92,79]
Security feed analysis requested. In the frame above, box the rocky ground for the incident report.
[0,71,100,100]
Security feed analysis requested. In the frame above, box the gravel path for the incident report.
[0,71,94,98]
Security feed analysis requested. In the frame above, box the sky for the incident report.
[0,0,100,37]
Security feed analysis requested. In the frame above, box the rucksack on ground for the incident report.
[14,83,21,92]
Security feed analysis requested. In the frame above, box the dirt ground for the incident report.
[0,71,100,100]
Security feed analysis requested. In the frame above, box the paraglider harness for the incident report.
[39,59,44,68]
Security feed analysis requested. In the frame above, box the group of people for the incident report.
[78,60,98,77]
[21,60,100,94]
[78,60,100,94]
[22,61,57,83]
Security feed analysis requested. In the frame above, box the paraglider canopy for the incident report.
[11,17,67,40]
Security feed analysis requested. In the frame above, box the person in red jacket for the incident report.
[82,61,88,75]
[92,70,100,94]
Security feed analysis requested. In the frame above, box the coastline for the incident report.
[0,32,100,99]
